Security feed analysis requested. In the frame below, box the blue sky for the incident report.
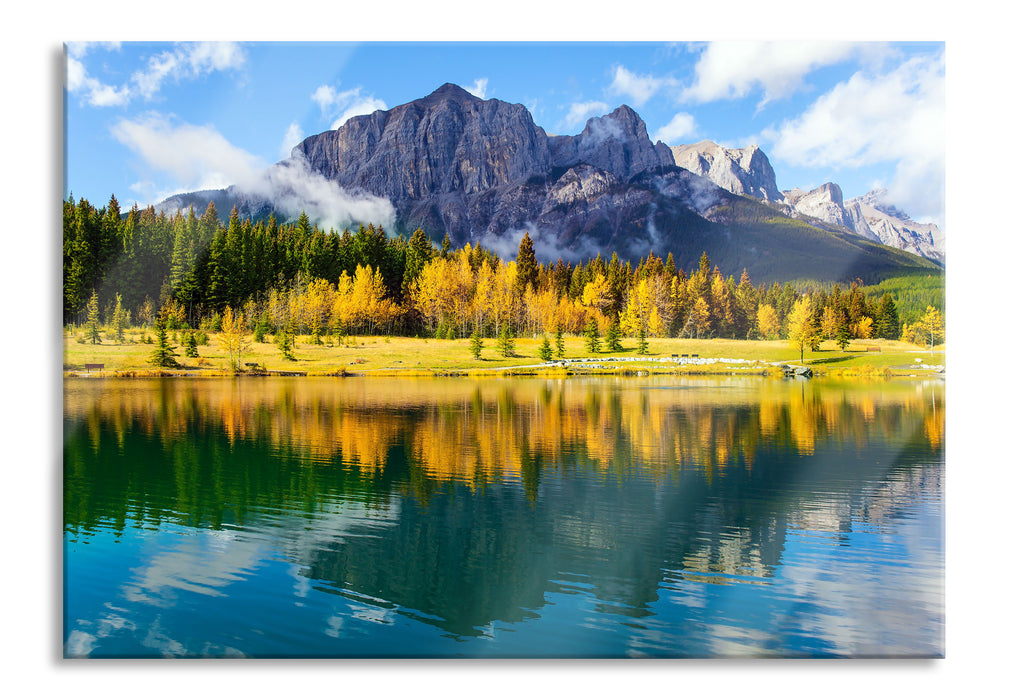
[65,40,946,228]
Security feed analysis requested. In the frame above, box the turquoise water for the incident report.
[63,375,944,658]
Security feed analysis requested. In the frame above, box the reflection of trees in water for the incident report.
[64,377,944,636]
[65,377,945,494]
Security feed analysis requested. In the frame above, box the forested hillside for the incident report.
[64,195,943,346]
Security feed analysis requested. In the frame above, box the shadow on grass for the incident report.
[807,354,861,366]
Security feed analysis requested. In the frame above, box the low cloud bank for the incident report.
[237,154,397,231]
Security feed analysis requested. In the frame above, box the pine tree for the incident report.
[253,315,268,343]
[604,323,622,352]
[584,318,600,354]
[836,316,851,351]
[497,323,516,358]
[516,232,538,293]
[86,290,101,344]
[184,331,199,357]
[538,335,553,361]
[149,317,179,368]
[877,293,900,340]
[554,328,565,358]
[111,292,127,344]
[637,324,648,354]
[275,328,295,361]
[469,328,484,360]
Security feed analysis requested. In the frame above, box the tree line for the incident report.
[64,195,942,347]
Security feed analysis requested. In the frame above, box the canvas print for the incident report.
[62,41,945,658]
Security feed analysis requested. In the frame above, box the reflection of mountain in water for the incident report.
[64,377,944,637]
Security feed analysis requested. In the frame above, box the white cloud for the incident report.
[280,122,304,158]
[311,85,339,112]
[131,42,246,100]
[244,154,397,232]
[563,100,609,131]
[111,113,265,193]
[608,65,675,106]
[65,41,121,60]
[463,78,488,99]
[67,42,245,107]
[683,41,865,105]
[113,112,397,230]
[329,97,388,131]
[66,56,131,107]
[312,84,387,130]
[654,112,698,144]
[769,52,945,225]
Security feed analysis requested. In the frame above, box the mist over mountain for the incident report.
[157,83,942,283]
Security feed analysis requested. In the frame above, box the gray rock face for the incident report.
[784,183,854,230]
[295,83,551,201]
[671,141,783,202]
[844,190,944,263]
[155,84,943,281]
[292,83,696,256]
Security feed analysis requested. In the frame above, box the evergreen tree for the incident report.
[604,323,622,352]
[86,290,101,344]
[184,331,199,357]
[516,232,538,292]
[497,323,516,358]
[111,292,127,343]
[836,316,851,351]
[538,335,553,361]
[149,317,179,368]
[253,314,269,343]
[637,324,648,354]
[877,293,900,340]
[584,318,600,353]
[554,328,565,358]
[469,328,484,360]
[275,328,295,361]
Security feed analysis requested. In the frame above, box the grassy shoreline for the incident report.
[63,328,946,380]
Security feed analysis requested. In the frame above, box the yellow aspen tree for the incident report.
[619,277,653,336]
[854,315,874,340]
[408,257,448,332]
[757,303,780,339]
[219,305,250,371]
[647,306,664,337]
[472,259,496,333]
[920,305,944,353]
[581,273,614,315]
[490,261,520,336]
[690,296,712,338]
[786,296,819,363]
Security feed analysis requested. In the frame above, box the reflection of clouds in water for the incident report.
[325,615,344,638]
[349,604,396,625]
[66,501,404,656]
[64,630,97,657]
[122,530,264,606]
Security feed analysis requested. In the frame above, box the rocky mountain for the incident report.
[844,190,945,263]
[157,83,941,283]
[670,142,944,266]
[784,183,854,230]
[671,140,782,203]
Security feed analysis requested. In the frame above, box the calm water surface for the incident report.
[63,375,944,658]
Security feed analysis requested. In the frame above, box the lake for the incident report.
[63,375,944,658]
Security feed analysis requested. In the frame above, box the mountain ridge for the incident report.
[156,83,941,283]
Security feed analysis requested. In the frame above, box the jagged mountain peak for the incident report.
[417,82,485,106]
[156,86,942,280]
[671,140,782,202]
